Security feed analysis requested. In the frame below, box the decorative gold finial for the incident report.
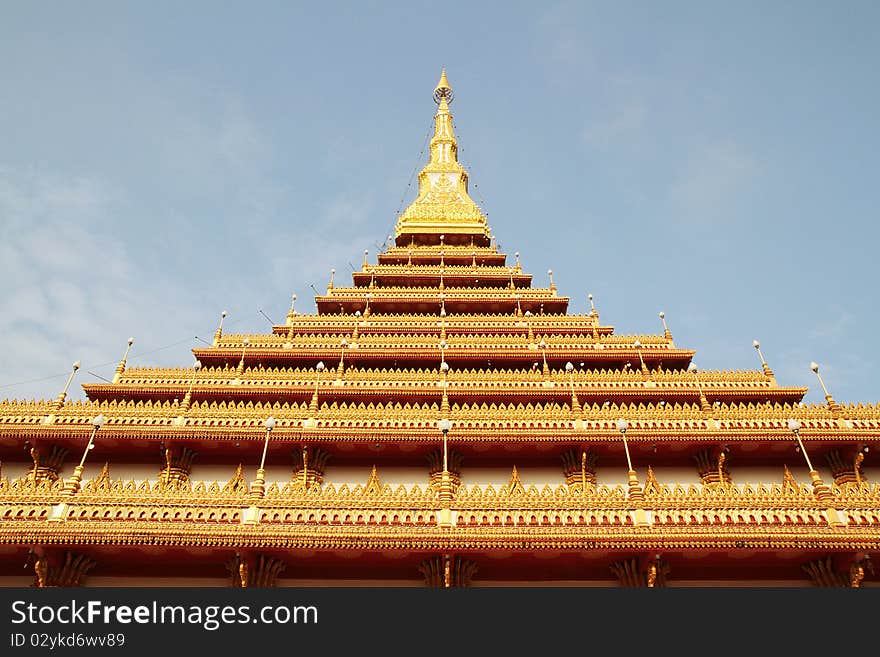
[688,362,712,413]
[236,338,250,375]
[659,311,673,341]
[180,359,202,413]
[433,69,453,105]
[112,337,135,384]
[286,296,297,326]
[588,294,599,338]
[337,338,348,378]
[53,360,81,411]
[810,361,841,415]
[753,340,774,378]
[782,464,799,492]
[787,418,834,506]
[213,310,228,346]
[633,340,649,377]
[565,361,581,414]
[616,418,644,503]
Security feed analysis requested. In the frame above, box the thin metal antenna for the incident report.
[88,371,112,383]
[259,309,275,325]
[194,336,212,346]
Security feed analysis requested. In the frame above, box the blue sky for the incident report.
[1,1,878,404]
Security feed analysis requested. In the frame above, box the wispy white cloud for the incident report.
[0,95,387,401]
[668,139,759,223]
[808,310,854,343]
[0,168,203,400]
[534,3,597,86]
[583,100,647,147]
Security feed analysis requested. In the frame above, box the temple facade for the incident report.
[1,72,878,587]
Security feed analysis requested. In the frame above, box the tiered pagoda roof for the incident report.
[1,71,877,587]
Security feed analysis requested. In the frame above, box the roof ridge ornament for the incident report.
[433,69,453,105]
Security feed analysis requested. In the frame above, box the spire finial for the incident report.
[753,339,774,378]
[434,69,453,105]
[112,337,135,384]
[212,310,228,346]
[810,361,841,415]
[659,311,673,341]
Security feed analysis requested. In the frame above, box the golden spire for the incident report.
[396,71,489,242]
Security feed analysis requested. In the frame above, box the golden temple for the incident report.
[1,71,878,587]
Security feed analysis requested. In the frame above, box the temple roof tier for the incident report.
[3,396,877,433]
[189,345,695,370]
[82,370,805,405]
[3,506,878,553]
[350,265,533,288]
[273,313,612,337]
[104,363,784,386]
[314,296,568,316]
[212,331,678,352]
[378,245,506,266]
